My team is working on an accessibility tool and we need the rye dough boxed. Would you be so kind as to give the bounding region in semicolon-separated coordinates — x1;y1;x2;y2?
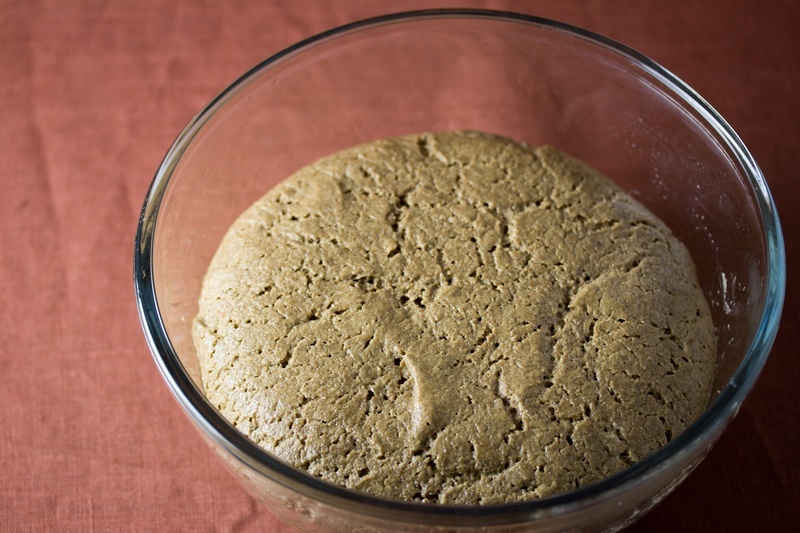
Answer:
192;131;716;504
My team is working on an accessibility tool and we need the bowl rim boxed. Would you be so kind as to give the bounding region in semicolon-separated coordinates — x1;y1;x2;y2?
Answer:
134;7;786;524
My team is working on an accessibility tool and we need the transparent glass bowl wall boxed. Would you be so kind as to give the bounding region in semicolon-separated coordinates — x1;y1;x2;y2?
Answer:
135;10;785;532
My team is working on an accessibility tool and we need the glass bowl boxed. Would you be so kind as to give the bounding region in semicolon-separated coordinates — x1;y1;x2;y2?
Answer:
134;9;785;532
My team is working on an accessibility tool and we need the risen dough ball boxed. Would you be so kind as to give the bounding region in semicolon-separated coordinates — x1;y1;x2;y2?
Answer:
193;131;716;504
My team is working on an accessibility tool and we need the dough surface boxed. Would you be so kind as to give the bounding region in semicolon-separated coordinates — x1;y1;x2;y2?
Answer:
193;131;716;504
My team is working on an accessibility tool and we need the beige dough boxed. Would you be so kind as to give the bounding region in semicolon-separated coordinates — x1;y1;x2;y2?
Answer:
193;131;716;504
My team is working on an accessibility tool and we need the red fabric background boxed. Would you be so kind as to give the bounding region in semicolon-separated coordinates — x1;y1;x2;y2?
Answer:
1;1;798;531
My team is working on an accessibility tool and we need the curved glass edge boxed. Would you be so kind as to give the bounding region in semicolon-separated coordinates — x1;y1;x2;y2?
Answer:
132;8;787;524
